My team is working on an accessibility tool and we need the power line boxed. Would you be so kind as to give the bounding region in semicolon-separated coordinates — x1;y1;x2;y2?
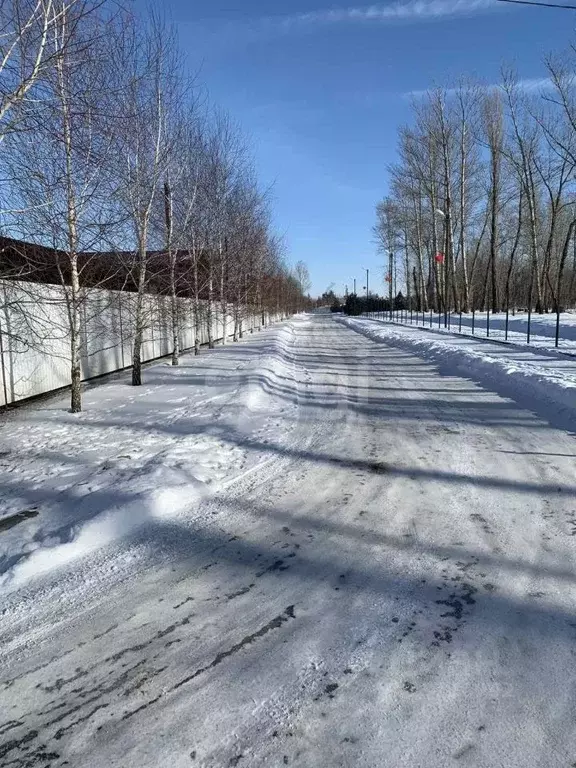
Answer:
497;0;576;9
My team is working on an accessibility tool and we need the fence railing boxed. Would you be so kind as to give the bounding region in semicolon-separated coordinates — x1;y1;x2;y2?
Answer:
360;307;576;352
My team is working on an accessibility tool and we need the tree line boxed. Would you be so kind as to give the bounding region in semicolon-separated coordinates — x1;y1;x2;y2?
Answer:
374;49;576;319
0;0;310;412
324;290;407;316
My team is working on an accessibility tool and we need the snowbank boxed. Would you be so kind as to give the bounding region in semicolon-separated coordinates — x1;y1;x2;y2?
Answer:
0;320;299;591
443;310;576;345
390;310;576;349
337;316;576;430
363;310;576;354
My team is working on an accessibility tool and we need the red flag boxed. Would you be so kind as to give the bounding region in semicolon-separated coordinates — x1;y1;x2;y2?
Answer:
435;252;445;264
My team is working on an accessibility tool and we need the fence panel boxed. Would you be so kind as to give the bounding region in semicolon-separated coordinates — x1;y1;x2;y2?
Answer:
0;280;278;406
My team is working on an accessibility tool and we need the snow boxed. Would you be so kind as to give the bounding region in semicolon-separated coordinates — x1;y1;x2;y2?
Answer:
0;322;300;591
2;313;576;767
339;314;576;432
377;309;576;350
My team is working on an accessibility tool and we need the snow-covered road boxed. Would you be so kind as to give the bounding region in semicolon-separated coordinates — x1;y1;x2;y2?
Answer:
2;314;576;767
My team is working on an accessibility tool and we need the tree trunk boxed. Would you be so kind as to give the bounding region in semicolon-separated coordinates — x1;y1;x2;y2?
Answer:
556;220;576;309
526;180;543;313
459;122;470;312
207;265;214;349
430;181;442;311
542;197;561;314
440;116;458;314
568;219;576;304
70;256;82;413
57;40;83;412
489;149;499;314
165;181;179;366
219;238;228;345
403;224;411;310
233;304;239;342
447;216;458;313
257;282;264;328
505;190;523;313
481;257;490;312
171;290;180;365
414;187;428;311
193;248;201;355
132;237;147;385
412;266;420;312
469;206;489;306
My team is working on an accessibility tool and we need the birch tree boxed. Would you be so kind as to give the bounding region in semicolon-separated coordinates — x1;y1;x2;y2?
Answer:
0;0;88;372
454;80;482;311
0;0;82;141
5;1;121;412
204;113;246;345
118;13;179;386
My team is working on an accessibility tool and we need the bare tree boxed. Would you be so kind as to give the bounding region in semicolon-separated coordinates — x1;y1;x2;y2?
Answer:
453;80;483;311
294;260;311;308
482;89;505;313
0;0;83;141
5;0;123;412
114;13;182;386
162;115;206;360
501;72;546;312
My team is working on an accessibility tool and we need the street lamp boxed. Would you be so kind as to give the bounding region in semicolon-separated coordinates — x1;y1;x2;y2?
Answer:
361;267;370;317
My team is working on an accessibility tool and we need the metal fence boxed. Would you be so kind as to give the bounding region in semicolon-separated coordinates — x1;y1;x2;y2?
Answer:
0;280;274;406
361;306;576;351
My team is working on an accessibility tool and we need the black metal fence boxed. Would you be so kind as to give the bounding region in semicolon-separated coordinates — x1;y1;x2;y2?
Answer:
361;306;575;350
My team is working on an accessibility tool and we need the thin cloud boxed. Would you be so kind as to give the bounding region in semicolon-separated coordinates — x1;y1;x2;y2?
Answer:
197;0;505;53
514;77;554;93
279;0;499;28
404;78;553;99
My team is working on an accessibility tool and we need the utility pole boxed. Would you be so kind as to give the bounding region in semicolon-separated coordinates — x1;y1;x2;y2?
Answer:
365;268;369;299
353;277;357;295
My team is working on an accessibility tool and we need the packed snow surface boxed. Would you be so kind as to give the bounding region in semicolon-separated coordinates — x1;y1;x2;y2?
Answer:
2;314;576;767
338;315;576;431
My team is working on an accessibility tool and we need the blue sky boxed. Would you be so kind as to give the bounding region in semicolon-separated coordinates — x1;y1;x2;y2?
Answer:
154;0;575;296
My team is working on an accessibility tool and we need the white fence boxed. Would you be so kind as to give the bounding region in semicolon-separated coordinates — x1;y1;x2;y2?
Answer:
0;280;274;406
